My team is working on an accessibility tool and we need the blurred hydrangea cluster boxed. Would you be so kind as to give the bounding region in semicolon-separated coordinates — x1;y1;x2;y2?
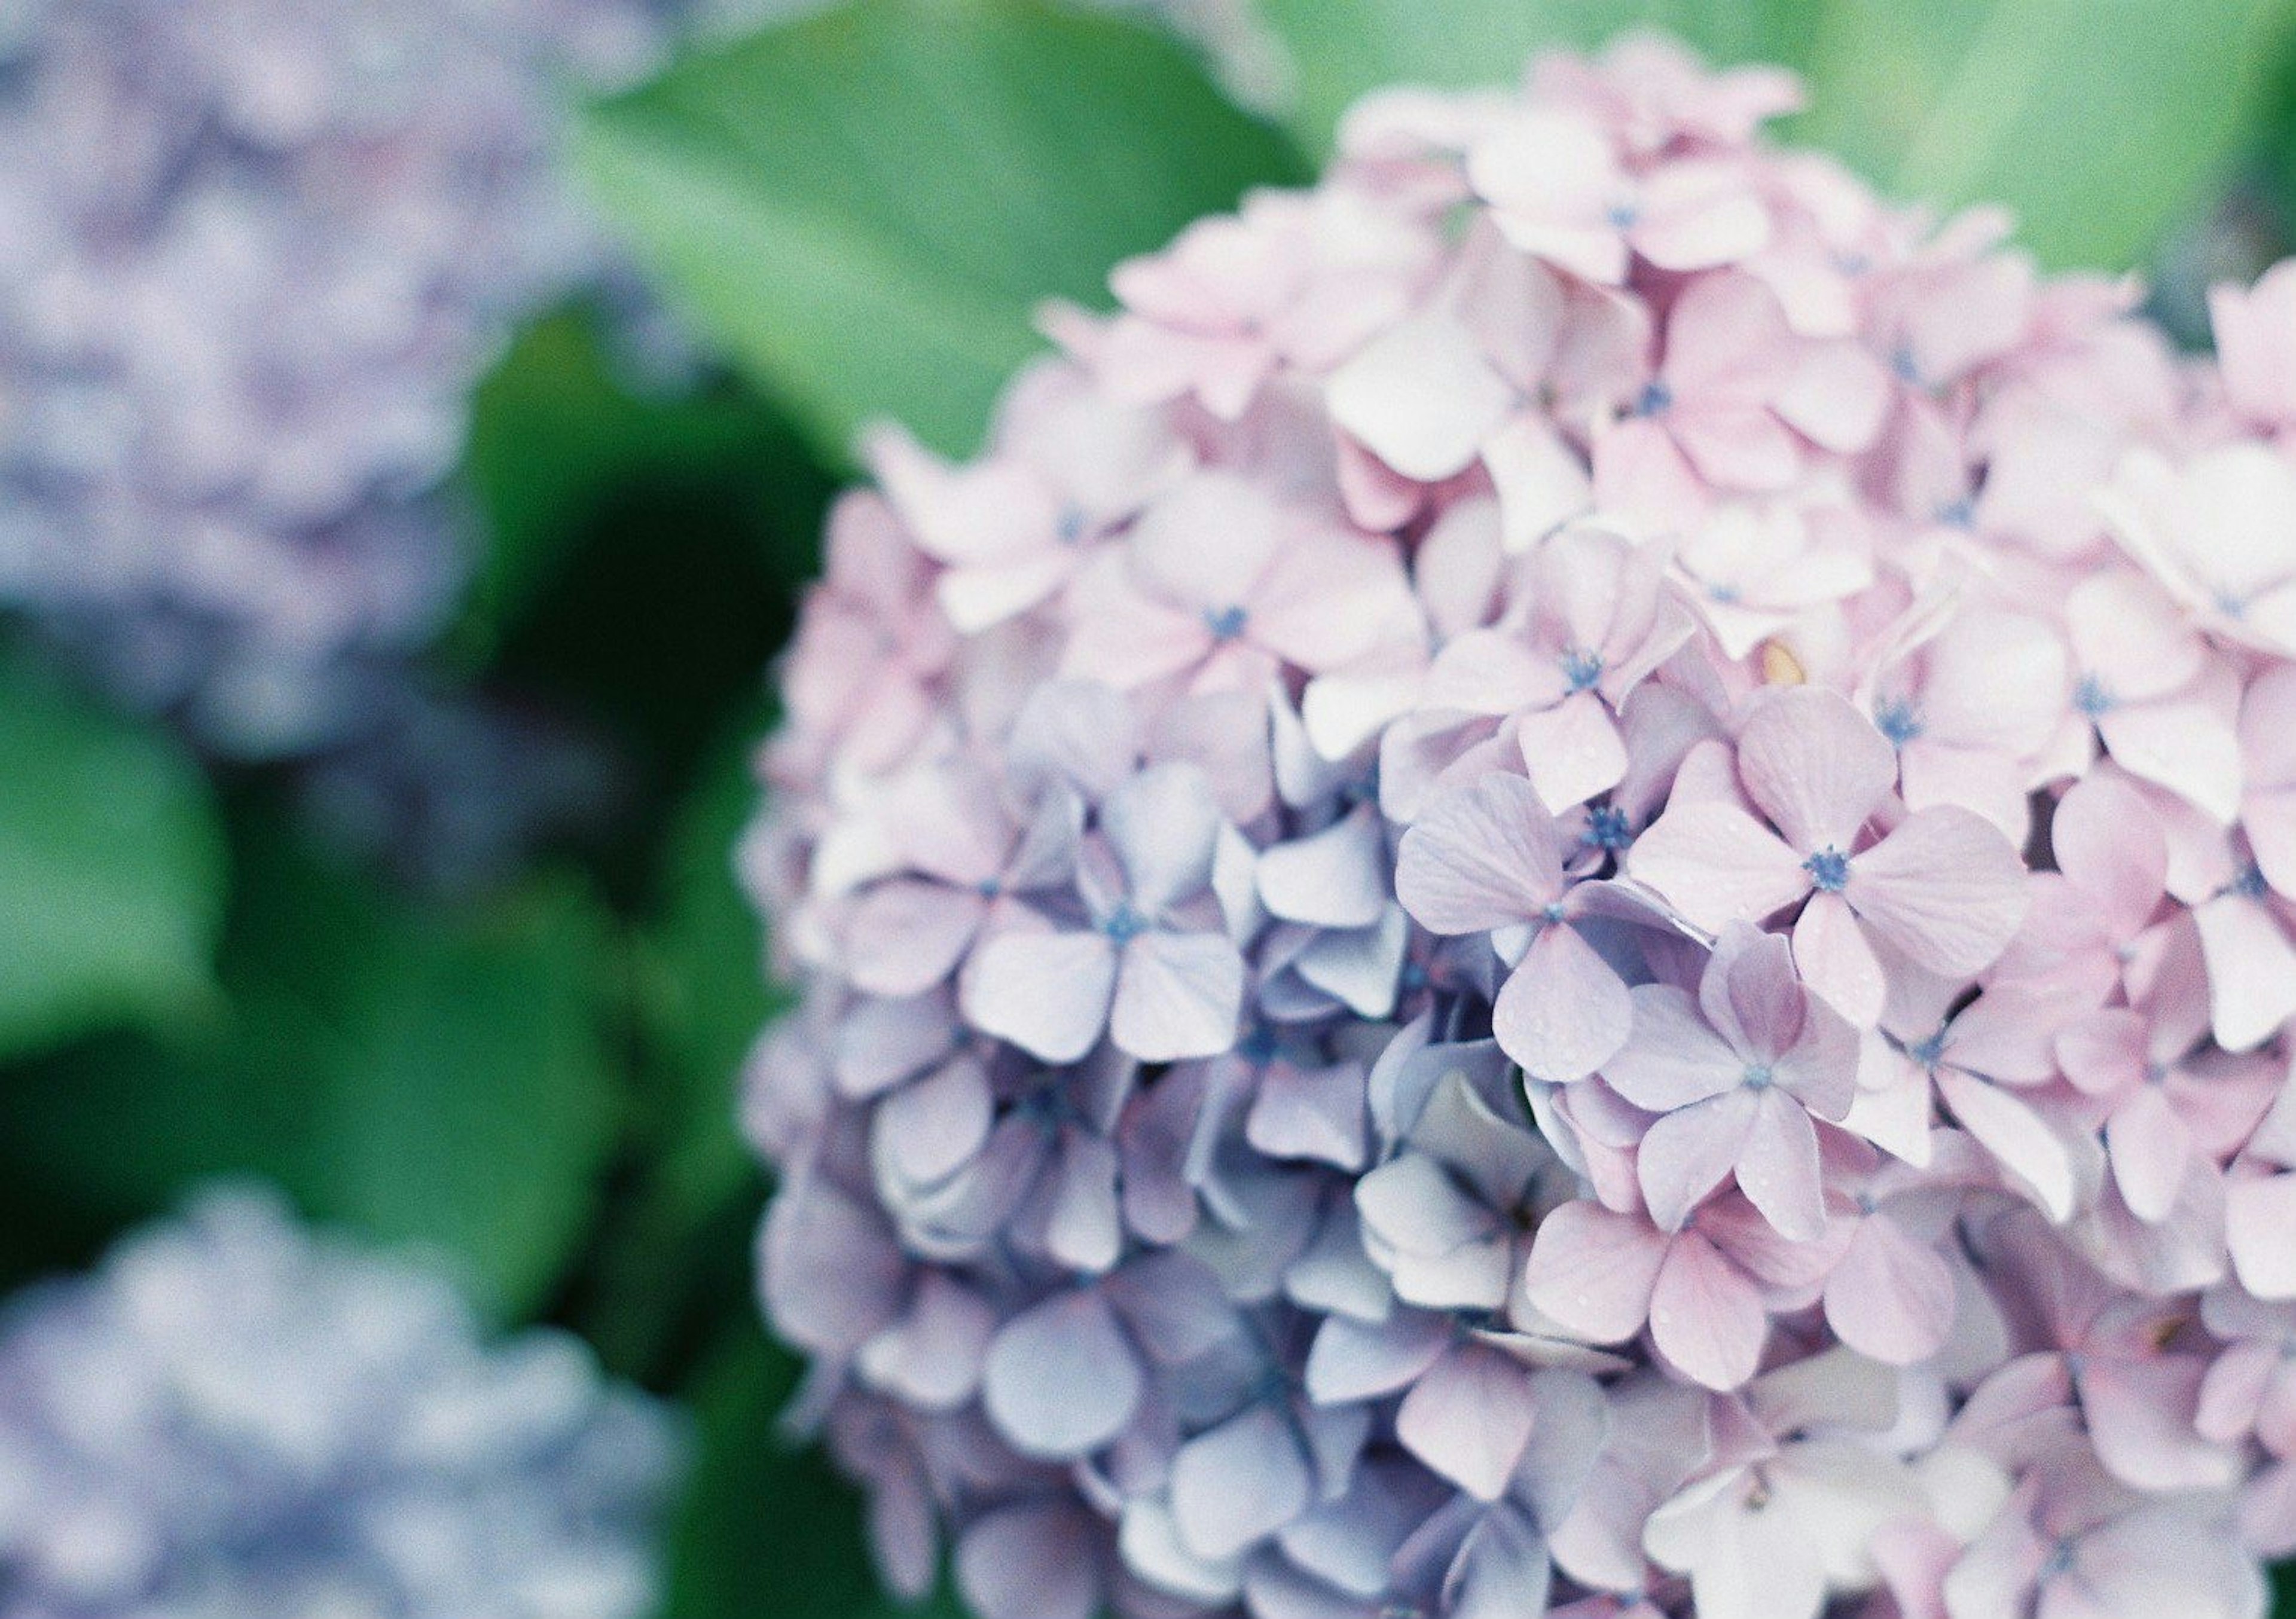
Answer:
0;1187;680;1618
0;0;671;759
742;33;2296;1619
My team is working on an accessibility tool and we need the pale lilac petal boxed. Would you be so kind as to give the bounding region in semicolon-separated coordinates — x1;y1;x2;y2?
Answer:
2227;1172;2296;1299
1600;984;1743;1112
1648;1232;1767;1391
1936;1069;2075;1221
1626;801;1809;933
2193;894;2296;1052
1395;771;1569;933
1394;1344;1542;1501
1736;688;1897;853
1492;922;1634;1084
1515;691;1631;812
1112;930;1245;1062
1305;1310;1452;1405
1247;1062;1369;1171
1172;1404;1315;1561
1735;1088;1825;1242
1845;806;2030;977
2080;1357;2240;1492
1104;763;1222;915
1259;805;1390;930
982;1290;1144;1458
1638;1089;1760;1232
1791;891;1887;1030
846;881;988;996
1822;1217;1955;1364
1326;310;1514;482
958;1504;1101;1619
963;927;1117;1062
2106;1084;2192;1225
1522;1201;1667;1343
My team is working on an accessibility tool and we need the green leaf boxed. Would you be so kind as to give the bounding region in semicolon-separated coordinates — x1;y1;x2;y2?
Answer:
576;0;1306;462
0;652;225;1059
664;1320;966;1619
1260;0;1824;154
457;311;831;661
1802;0;2296;268
0;833;624;1318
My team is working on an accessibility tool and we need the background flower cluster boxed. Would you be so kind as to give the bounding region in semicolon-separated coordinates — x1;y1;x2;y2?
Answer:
14;3;2296;1619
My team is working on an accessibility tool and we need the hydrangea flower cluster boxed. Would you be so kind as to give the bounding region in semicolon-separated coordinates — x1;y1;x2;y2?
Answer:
742;35;2296;1619
0;0;671;759
0;1187;682;1618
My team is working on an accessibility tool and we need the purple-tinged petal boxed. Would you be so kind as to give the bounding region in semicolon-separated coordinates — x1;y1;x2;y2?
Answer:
1735;688;1897;854
1395;772;1568;934
1638;1088;1760;1232
963;926;1117;1063
1626;801;1809;933
1396;1343;1543;1501
1845;805;2029;977
1822;1217;1954;1366
1600;984;1742;1113
1648;1233;1767;1391
1493;922;1634;1083
1112;930;1245;1062
1171;1404;1314;1561
1522;1202;1667;1344
982;1290;1144;1459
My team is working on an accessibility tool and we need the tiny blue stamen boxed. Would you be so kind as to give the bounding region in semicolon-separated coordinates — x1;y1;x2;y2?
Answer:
1561;648;1604;692
2040;1536;2080;1581
1203;604;1249;642
1891;346;1922;385
1540;902;1568;927
1804;847;1852;893
2073;674;2117;719
1634;379;1674;418
1582;803;1633;851
1055;507;1088;545
1742;1063;1775;1090
1238;1024;1282;1065
1607;203;1641;230
1935;496;1976;529
1908;1029;1947;1070
975;877;1003;899
1873;696;1924;747
1102;902;1149;944
2231;863;2271;902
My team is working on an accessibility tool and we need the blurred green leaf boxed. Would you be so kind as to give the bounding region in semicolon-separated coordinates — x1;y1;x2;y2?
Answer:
1260;0;1824;152
459;311;828;661
643;711;780;1218
665;1319;966;1619
0;652;225;1059
0;830;622;1317
1803;0;2296;268
576;0;1307;462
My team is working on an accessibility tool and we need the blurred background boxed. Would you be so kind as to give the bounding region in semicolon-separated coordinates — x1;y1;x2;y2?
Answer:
5;0;2296;1614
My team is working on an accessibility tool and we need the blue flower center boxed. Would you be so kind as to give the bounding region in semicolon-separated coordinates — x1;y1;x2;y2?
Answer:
1203;604;1249;642
1561;648;1605;692
1102;902;1149;944
2232;863;2271;902
1908;1029;1947;1071
1804;847;1852;892
2072;674;2117;718
1935;496;1976;529
1742;1063;1775;1090
1634;379;1674;418
1873;697;1923;747
1607;202;1641;230
1582;803;1633;851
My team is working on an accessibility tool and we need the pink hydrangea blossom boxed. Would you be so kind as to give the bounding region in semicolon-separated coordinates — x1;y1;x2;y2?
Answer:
741;32;2296;1619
